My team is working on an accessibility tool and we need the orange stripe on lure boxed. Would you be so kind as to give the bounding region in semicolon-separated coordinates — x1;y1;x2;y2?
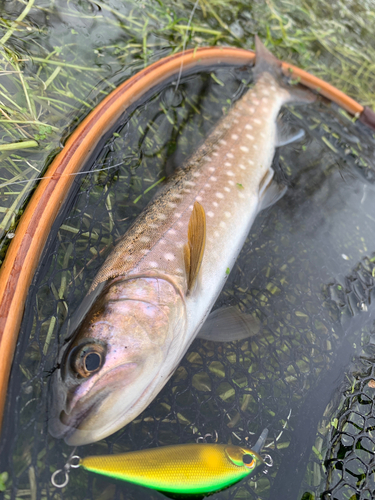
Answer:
52;430;270;495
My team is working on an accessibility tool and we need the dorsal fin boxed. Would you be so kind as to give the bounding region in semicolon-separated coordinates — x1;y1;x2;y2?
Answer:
184;201;206;292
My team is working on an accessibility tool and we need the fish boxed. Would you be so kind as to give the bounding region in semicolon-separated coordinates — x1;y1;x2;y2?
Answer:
79;429;268;495
48;37;315;445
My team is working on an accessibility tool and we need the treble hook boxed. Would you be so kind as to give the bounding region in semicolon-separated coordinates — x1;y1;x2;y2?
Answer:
195;430;219;443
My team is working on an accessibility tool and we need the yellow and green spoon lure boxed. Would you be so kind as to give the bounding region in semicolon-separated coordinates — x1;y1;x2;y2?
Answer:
52;430;269;495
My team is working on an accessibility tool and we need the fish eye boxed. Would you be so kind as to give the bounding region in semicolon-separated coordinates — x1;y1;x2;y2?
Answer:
243;454;255;469
69;342;106;378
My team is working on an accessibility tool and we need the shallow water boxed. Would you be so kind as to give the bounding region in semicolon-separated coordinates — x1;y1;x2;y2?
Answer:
1;2;375;500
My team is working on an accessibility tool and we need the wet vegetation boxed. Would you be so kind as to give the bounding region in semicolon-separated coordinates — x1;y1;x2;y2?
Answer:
1;1;375;500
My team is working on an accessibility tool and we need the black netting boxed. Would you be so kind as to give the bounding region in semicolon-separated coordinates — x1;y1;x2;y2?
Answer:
1;64;375;500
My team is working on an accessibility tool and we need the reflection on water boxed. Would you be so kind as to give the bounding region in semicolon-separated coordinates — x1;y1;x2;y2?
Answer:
1;2;375;500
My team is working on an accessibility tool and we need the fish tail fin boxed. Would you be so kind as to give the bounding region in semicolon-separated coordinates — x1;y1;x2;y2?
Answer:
254;35;315;105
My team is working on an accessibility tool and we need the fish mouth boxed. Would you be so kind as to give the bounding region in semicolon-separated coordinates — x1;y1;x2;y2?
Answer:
51;398;103;442
48;361;138;443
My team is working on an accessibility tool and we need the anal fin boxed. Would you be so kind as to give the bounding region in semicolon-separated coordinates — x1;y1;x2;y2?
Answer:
276;119;305;147
184;201;206;292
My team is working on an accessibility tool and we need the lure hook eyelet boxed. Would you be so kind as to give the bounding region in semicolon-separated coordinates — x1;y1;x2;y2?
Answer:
51;454;81;488
262;453;273;468
69;455;81;468
51;469;70;488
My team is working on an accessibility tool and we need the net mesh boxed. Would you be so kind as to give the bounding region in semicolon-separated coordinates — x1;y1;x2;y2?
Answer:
1;64;375;500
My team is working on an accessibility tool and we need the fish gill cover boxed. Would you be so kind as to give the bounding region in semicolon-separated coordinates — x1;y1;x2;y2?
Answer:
1;1;375;500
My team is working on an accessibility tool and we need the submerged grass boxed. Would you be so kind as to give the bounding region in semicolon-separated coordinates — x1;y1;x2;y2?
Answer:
0;0;375;263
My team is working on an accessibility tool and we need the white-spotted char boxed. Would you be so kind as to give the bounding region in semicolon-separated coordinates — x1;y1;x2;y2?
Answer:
49;37;315;445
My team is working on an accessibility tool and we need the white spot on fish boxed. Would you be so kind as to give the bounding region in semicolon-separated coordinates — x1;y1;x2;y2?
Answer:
164;253;175;261
209;167;215;172
231;134;239;141
253;118;262;125
196;196;203;202
214;230;220;238
223;122;231;129
240;146;249;153
213;202;218;207
239;164;246;170
216;192;224;199
220;221;226;228
160;240;166;245
245;124;253;130
205;156;212;162
252;98;260;105
248;159;254;165
226;152;234;159
253;144;258;150
260;132;266;138
205;184;211;188
150;261;158;268
168;202;177;208
270;85;276;91
248;107;255;114
228;180;235;186
246;134;254;141
224;187;230;192
157;213;167;220
149;223;159;229
174;194;183;199
176;268;183;274
189;205;194;210
224;211;231;218
140;236;150;243
262;88;270;96
211;176;217;181
185;181;195;186
193;172;201;177
183;188;191;193
207;211;214;217
174;213;182;218
142;249;150;255
262;97;268;103
226;171;235;176
233;119;239;124
225;162;232;167
219;139;227;145
169;229;176;235
233;111;241;117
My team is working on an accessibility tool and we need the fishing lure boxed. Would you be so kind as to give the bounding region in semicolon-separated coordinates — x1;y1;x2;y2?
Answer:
51;430;272;495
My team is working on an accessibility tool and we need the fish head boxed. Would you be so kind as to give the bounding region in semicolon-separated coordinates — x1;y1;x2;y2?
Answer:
49;276;186;445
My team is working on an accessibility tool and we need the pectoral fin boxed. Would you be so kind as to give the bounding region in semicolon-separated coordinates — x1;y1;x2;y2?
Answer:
184;201;206;292
197;306;260;342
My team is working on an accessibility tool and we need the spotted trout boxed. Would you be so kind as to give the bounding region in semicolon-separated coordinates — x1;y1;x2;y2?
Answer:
49;37;315;445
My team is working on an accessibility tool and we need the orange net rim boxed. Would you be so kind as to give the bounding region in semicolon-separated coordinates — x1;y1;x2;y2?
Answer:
0;45;373;434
